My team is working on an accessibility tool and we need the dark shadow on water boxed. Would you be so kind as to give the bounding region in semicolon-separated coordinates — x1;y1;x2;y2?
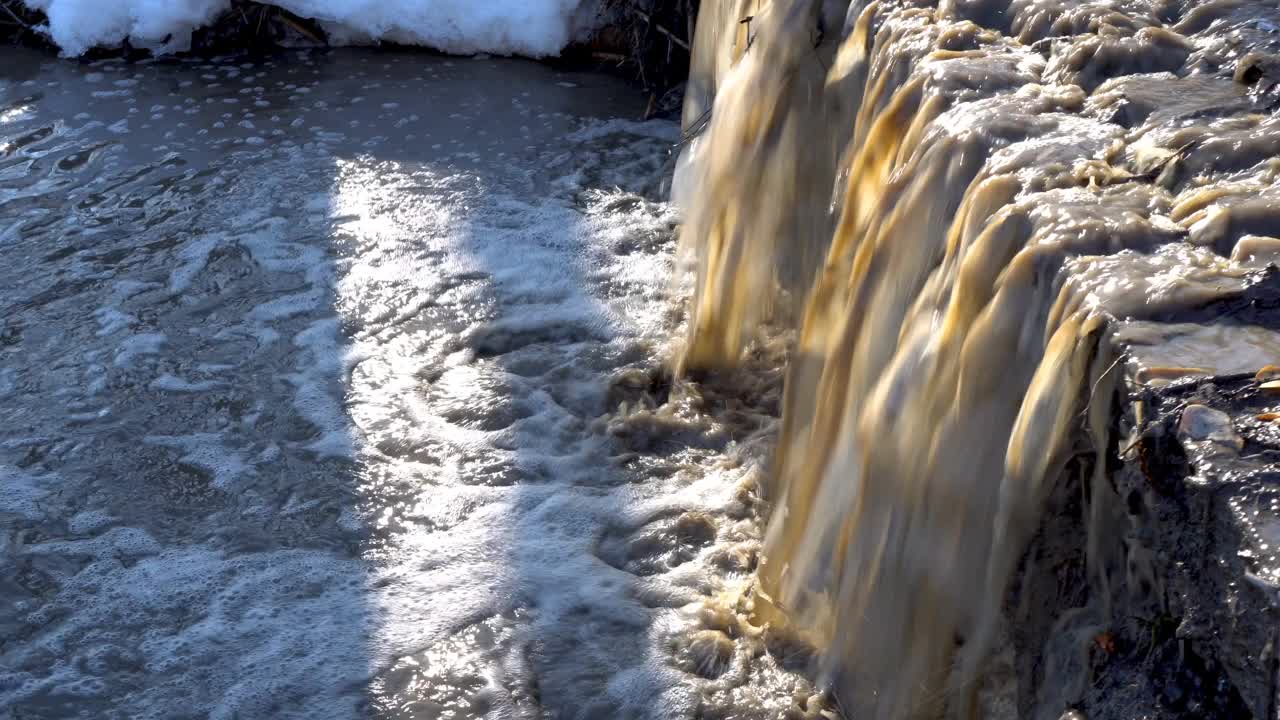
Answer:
0;45;387;719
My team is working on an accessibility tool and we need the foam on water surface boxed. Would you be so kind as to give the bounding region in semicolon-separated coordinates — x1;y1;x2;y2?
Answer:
0;48;816;719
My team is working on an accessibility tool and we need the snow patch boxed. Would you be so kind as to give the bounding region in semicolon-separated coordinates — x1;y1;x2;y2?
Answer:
25;0;226;56
23;0;606;58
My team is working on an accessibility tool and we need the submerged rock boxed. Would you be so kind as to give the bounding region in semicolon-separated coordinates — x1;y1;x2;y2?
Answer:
1177;404;1244;456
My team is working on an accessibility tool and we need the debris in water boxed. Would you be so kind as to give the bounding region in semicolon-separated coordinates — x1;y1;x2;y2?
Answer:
1256;364;1280;382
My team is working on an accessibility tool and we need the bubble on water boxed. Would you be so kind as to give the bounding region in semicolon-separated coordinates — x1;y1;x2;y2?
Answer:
113;333;166;368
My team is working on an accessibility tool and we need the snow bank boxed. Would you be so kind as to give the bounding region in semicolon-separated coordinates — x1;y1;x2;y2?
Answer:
24;0;226;56
273;0;602;57
22;0;604;57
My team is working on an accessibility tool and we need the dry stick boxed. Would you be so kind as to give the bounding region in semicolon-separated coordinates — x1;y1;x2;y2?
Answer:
623;2;690;51
1079;352;1125;420
685;0;695;57
1;1;32;30
278;13;325;45
651;19;690;51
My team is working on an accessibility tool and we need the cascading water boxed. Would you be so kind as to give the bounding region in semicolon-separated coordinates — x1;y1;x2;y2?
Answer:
675;0;1280;717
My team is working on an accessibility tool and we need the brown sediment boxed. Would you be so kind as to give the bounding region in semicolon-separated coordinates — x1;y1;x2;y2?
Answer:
675;0;1280;717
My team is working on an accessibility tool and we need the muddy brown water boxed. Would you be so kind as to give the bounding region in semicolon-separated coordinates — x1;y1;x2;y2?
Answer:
677;0;1280;718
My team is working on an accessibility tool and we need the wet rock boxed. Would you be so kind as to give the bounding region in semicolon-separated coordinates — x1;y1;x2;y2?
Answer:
1256;364;1280;383
1011;366;1278;720
1177;403;1243;455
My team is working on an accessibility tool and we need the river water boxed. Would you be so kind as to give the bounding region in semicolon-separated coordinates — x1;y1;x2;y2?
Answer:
13;3;1280;717
0;48;816;719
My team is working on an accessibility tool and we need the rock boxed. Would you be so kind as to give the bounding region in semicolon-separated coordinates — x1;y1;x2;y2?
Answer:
1177;404;1244;455
1254;365;1280;383
1007;274;1280;719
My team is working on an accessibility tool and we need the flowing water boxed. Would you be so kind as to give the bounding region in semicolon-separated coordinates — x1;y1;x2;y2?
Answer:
7;1;1280;719
0;48;825;719
677;0;1280;718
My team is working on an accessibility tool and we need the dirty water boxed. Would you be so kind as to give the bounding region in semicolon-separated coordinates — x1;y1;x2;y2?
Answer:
676;0;1280;718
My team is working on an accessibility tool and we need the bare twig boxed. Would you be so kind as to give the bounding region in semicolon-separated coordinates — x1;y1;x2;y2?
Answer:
277;12;325;45
591;51;629;64
686;0;695;56
652;20;689;51
1;1;32;31
623;2;690;51
1079;353;1125;420
643;92;657;120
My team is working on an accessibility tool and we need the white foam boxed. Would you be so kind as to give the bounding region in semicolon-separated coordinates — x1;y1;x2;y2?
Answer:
113;332;166;367
168;233;224;293
0;466;57;521
108;279;161;302
2;84;789;716
288;318;358;459
93;307;137;336
68;509;116;534
149;374;223;392
144;433;251;489
0;367;16;399
23;525;163;559
4;543;372;718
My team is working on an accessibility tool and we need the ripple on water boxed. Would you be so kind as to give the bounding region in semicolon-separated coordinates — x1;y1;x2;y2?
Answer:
0;47;814;720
